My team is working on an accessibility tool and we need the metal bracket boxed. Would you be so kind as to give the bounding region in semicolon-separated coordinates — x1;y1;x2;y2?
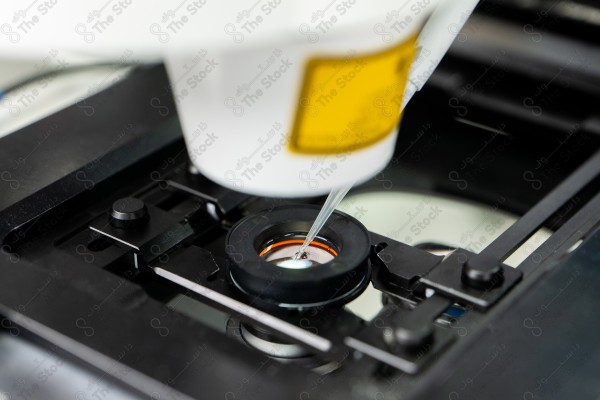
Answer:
420;249;522;310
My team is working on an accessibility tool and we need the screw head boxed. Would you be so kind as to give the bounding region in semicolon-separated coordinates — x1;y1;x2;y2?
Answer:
110;197;148;229
462;254;503;288
394;323;434;349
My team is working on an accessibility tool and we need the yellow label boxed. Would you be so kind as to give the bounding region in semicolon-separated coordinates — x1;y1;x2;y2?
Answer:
289;35;418;154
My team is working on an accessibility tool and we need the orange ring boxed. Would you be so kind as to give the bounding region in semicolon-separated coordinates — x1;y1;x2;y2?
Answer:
259;239;338;258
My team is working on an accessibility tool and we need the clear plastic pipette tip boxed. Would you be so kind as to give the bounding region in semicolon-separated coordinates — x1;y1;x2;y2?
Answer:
293;183;353;261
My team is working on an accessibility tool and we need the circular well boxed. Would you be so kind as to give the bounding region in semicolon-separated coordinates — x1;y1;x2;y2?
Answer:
225;205;371;308
260;237;338;269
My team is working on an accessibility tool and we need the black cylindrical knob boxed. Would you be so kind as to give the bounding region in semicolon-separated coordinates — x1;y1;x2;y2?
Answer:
462;254;503;288
394;322;434;349
110;197;148;229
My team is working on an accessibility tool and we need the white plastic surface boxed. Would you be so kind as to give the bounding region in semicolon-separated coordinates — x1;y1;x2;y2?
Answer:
0;1;479;197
